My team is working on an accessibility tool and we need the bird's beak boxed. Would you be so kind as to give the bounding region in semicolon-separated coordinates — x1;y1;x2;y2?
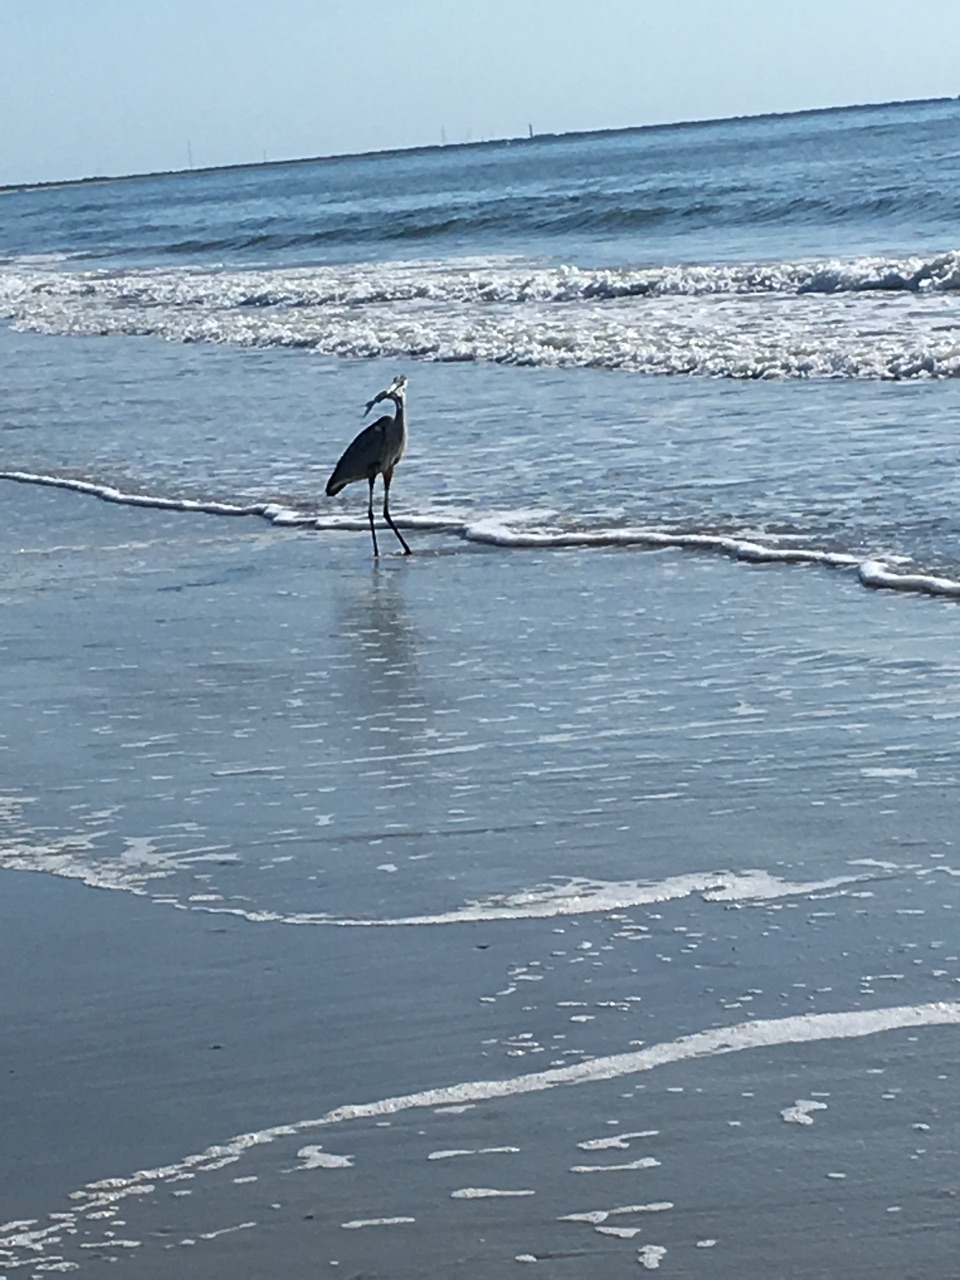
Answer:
362;375;405;415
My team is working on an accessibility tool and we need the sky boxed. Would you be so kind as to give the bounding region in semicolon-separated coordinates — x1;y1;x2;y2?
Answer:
2;0;959;186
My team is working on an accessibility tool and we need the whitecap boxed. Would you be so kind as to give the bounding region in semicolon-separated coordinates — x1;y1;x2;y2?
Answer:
5;250;960;381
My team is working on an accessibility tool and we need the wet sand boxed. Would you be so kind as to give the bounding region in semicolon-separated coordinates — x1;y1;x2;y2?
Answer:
3;482;960;1277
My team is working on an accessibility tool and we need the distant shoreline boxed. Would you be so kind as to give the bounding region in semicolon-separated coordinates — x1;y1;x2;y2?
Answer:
1;94;955;196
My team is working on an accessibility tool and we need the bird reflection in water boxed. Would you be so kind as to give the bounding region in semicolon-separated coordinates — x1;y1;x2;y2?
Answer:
333;570;426;741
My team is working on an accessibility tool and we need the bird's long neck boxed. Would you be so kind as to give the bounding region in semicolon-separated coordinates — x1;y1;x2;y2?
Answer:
393;395;407;443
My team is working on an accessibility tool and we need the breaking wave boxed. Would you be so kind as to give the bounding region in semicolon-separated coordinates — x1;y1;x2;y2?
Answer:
5;248;960;307
3;249;960;380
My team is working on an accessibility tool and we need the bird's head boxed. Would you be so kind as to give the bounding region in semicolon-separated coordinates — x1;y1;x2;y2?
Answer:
364;374;407;416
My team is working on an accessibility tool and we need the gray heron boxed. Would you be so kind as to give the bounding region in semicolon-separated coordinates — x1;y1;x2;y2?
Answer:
325;374;411;557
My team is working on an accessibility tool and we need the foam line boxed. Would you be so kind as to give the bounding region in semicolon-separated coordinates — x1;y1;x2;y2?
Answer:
163;1002;960;1140
45;1002;960;1221
0;791;890;925
859;558;960;599
0;469;270;518
462;518;862;568
302;869;872;928
462;523;960;599
0;468;463;534
4;469;959;603
6;1002;958;1271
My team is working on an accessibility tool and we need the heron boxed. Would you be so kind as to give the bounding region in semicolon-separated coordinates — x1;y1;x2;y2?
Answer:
325;374;411;557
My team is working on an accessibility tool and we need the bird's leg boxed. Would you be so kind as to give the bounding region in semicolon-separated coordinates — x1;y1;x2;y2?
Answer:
367;476;380;557
382;469;411;555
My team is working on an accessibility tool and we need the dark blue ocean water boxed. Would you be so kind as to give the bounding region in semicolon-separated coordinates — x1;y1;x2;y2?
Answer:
4;96;960;267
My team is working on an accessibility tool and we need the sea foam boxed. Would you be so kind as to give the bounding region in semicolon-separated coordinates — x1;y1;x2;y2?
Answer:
6;1001;959;1272
4;467;960;602
4;250;960;380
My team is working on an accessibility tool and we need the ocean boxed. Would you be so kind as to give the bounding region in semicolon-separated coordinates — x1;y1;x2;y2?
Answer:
2;98;960;1278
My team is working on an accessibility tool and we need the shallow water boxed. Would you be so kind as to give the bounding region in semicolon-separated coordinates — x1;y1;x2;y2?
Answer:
4;467;959;927
4;327;960;593
3;100;960;1278
4;461;960;1275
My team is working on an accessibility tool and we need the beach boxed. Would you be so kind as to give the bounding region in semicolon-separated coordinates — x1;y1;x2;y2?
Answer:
4;98;960;1276
3;468;960;1276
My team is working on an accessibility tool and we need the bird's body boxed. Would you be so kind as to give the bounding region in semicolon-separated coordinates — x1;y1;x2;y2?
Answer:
325;375;411;556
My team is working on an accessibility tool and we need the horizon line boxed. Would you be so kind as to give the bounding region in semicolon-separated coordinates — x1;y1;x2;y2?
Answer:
1;93;955;195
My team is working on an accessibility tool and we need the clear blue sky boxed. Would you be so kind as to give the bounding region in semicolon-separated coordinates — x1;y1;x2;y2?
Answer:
2;0;959;185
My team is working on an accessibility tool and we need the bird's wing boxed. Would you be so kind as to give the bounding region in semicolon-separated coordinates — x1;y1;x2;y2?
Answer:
325;417;390;496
